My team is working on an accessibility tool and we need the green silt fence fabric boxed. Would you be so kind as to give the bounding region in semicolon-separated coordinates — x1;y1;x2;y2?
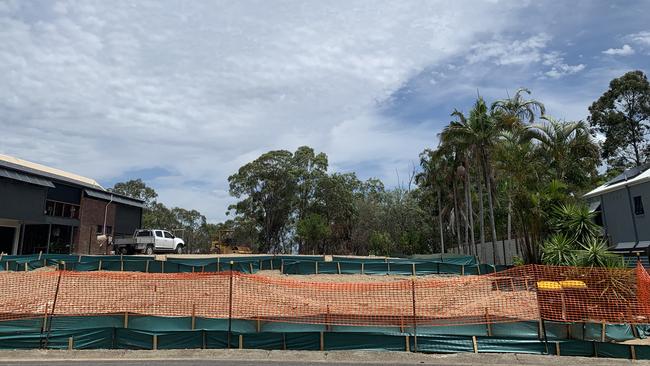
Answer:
414;334;475;353
475;336;547;354
157;331;204;349
114;329;155;350
0;326;648;358
324;332;407;351
1;254;507;275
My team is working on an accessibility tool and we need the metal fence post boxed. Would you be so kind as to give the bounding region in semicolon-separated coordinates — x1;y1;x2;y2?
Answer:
228;261;234;349
411;278;417;352
42;269;63;349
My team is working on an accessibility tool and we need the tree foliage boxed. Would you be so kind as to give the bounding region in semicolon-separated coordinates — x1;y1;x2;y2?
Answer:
110;71;645;266
110;180;215;252
589;70;650;169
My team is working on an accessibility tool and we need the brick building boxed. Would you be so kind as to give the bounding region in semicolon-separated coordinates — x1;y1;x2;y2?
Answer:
0;154;144;255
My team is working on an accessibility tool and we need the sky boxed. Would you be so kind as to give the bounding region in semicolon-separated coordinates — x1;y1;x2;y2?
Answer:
1;0;649;223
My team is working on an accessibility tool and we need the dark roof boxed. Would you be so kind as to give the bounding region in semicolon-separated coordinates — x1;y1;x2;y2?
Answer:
0;157;145;209
84;189;145;208
605;165;649;186
0;167;55;188
0;158;103;191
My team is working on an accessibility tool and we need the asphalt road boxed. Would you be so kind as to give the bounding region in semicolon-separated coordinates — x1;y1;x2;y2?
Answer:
0;362;419;366
0;350;645;366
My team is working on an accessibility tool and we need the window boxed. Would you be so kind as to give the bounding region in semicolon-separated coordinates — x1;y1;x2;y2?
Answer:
164;232;173;239
96;225;112;235
635;196;645;215
137;230;152;237
45;200;80;219
155;230;163;237
634;196;645;215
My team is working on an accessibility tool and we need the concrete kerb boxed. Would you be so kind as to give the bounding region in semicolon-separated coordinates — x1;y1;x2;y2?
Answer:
0;350;647;365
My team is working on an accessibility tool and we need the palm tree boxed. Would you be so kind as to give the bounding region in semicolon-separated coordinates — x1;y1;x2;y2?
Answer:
491;88;545;245
494;130;543;262
417;148;458;254
442;98;502;263
525;116;599;187
491;88;546;128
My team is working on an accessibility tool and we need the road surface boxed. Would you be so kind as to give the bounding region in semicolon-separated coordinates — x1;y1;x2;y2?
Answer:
0;350;645;366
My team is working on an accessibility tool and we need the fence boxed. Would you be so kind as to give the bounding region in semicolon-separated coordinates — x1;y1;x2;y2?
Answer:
1;262;650;357
449;238;519;265
0;253;497;276
2;263;649;326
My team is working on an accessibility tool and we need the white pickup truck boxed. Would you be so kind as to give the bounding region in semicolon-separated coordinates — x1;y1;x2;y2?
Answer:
113;229;185;255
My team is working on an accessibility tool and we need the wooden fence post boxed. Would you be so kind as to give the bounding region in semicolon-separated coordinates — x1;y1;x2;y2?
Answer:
68;337;74;350
238;334;243;349
472;336;478;353
320;331;324;351
555;341;560;356
191;304;196;330
41;303;49;333
152;334;158;350
123;312;129;328
405;335;410;352
485;308;492;336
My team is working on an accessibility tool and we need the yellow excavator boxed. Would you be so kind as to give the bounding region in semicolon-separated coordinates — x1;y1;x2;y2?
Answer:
210;229;252;254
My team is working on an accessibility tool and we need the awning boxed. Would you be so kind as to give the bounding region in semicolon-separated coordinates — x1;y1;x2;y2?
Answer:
0;167;55;188
636;241;650;250
84;189;146;208
612;242;637;251
588;201;601;213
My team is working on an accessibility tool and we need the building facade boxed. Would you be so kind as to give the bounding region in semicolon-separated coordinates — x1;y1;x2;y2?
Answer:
584;166;650;254
0;154;144;255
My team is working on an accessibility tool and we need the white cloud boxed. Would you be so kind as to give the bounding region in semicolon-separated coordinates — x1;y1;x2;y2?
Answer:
466;35;585;79
627;31;650;46
466;34;551;66
0;0;523;222
544;63;586;79
602;44;635;56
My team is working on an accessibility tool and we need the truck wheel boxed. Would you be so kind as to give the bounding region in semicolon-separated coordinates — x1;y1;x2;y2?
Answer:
175;245;183;254
145;246;154;255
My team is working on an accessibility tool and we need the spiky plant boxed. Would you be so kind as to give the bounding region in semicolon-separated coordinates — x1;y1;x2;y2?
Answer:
550;203;599;244
574;237;620;268
541;233;577;266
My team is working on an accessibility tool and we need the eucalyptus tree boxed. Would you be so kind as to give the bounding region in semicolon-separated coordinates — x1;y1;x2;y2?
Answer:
228;150;297;253
588;70;650;168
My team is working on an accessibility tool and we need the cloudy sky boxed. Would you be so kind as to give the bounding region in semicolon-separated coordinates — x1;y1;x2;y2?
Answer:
1;0;649;222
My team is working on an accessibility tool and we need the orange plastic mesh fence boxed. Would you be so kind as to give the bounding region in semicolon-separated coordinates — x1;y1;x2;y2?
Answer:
1;264;649;326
